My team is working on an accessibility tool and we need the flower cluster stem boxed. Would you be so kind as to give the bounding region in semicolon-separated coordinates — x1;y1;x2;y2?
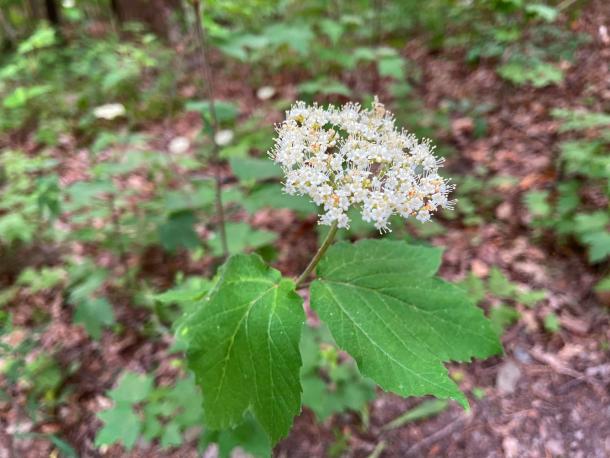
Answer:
295;221;338;288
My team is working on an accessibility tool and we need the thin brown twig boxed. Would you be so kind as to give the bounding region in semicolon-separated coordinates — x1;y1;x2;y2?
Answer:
404;412;472;457
529;346;607;398
557;0;580;12
108;195;131;287
190;0;229;259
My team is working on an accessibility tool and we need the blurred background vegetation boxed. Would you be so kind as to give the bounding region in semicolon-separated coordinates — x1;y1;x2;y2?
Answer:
1;0;609;456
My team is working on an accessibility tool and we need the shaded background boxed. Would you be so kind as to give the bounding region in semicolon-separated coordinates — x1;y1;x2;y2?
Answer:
0;0;609;456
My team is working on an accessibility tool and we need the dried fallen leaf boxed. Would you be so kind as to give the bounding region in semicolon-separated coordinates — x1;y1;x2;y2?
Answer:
471;259;490;277
558;313;590;336
496;201;513;220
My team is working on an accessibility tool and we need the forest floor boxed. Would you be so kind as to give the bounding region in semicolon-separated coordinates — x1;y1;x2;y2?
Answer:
279;4;610;457
3;1;610;457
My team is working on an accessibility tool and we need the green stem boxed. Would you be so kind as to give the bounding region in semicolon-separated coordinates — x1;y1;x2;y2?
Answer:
295;221;338;288
191;0;229;259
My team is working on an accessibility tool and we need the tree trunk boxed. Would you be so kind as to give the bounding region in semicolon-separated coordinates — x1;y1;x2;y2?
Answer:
0;9;17;48
110;0;123;22
45;0;60;26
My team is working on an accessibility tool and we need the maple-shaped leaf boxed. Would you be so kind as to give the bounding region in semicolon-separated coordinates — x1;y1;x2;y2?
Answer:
310;239;502;407
183;254;304;443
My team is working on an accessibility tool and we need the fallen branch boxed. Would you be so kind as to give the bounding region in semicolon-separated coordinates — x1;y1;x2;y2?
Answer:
404;412;472;457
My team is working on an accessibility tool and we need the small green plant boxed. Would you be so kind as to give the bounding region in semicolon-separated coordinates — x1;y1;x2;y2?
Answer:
525;108;610;263
0;314;70;437
174;99;501;447
0;150;60;246
95;371;203;450
543;312;561;333
0;24;180;138
66;260;115;340
16;267;65;293
498;56;563;87
300;325;375;422
460;266;547;337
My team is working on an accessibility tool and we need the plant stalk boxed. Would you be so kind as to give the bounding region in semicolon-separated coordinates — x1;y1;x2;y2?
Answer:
109;195;131;289
191;0;229;259
295;221;338;288
0;9;17;47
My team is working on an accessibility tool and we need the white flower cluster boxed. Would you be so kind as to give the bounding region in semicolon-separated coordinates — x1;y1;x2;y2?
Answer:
269;98;455;232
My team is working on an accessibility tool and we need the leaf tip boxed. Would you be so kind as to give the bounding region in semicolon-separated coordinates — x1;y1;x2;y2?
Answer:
453;391;470;411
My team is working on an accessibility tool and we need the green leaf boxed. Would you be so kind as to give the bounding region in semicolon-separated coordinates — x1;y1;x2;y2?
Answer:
186;100;238;125
489;304;520;337
543;313;561;333
471;387;486;400
458;273;486;304
202;415;271;458
243;183;317;215
3;85;51;109
167;376;203;426
525;4;558;22
68;265;108;303
594;276;610;293
18;26;56;54
498;58;563;87
142;412;162;441
16;267;65;293
298;78;352;97
556;181;580;216
163;190;201;213
488;267;516;299
95;405;141;450
109;372;154;404
73;298;115;340
264;23;314;55
310;240;501;408
559;140;608;178
47;435;78;458
158;210;200;252
378;57;405;80
516;290;546;308
552;109;610;131
64;181;116;211
154;278;212;305
229;157;282;182
581;231;610;263
209;222;277;256
382;399;449;430
160;423;182;448
0;214;34;244
319;18;344;45
300;326;375;421
573;212;609;235
524;190;551;218
183;254;305;443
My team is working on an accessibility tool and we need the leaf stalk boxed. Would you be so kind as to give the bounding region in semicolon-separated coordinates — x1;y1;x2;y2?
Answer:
295;221;338;288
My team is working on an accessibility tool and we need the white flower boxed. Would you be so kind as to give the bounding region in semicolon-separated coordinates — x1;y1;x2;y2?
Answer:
215;129;234;146
168;136;190;154
269;97;455;231
93;103;125;120
257;86;276;100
